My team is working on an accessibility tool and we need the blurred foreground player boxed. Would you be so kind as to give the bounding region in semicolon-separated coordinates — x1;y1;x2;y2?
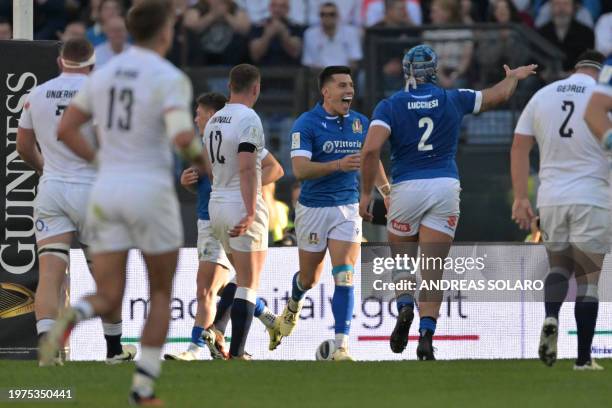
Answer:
17;38;135;366
164;93;283;361
41;0;205;404
584;54;612;151
360;45;537;360
512;51;609;370
205;64;270;360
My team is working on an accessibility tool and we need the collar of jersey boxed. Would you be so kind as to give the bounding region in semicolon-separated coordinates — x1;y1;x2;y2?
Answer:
405;82;436;93
315;102;350;120
569;72;596;84
59;72;87;78
128;45;159;58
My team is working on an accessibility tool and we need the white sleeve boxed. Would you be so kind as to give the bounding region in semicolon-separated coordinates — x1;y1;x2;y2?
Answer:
514;96;536;136
258;148;269;160
239;114;264;150
407;1;422;25
162;72;193;112
18;93;34;129
301;28;316;66
71;79;94;114
347;26;363;61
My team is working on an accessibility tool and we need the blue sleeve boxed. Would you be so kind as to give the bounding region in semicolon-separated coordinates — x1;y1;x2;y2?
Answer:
371;99;392;130
290;114;314;158
449;88;481;115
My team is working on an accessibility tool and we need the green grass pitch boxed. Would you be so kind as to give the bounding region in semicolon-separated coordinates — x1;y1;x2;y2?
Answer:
0;360;610;407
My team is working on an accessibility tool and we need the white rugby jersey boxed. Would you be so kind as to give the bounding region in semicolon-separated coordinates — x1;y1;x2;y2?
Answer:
18;73;96;184
71;46;192;186
515;73;610;209
204;103;265;201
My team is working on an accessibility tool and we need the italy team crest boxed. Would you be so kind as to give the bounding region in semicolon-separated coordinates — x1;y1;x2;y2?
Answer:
352;118;363;134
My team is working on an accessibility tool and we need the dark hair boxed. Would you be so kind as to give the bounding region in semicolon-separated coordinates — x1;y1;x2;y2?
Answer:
385;0;404;9
99;0;124;15
318;66;352;89
229;64;261;94
126;0;173;43
575;49;605;66
320;2;337;10
61;37;94;62
487;0;521;23
196;92;227;111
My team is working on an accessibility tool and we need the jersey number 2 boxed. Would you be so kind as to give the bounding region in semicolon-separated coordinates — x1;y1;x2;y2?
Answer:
559;100;574;138
209;130;225;164
418;117;434;151
107;87;133;131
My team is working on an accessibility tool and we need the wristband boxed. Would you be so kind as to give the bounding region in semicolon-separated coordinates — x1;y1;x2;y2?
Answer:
376;183;391;197
603;128;612;151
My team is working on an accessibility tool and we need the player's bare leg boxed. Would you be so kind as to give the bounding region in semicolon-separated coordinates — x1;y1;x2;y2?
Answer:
35;233;73;366
416;225;453;361
327;239;359;361
387;232;419;354
279;249;326;336
39;251;128;366
572;246;604;370
228;249;266;359
192;262;230;360
539;248;573;367
129;250;177;405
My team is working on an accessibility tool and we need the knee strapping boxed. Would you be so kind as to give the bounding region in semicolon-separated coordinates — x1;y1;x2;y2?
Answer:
332;265;354;287
38;243;70;264
577;283;599;301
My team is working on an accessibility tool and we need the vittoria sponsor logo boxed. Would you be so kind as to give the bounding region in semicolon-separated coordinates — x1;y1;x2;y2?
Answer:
1;72;38;275
391;219;411;233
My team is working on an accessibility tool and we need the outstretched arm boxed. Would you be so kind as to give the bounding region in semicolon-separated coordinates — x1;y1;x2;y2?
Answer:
480;64;538;112
360;125;391;221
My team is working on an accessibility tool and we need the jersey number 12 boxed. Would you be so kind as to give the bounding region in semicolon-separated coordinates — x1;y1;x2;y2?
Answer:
209;130;225;164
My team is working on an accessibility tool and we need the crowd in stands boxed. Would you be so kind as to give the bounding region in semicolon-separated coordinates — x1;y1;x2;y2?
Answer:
0;0;609;76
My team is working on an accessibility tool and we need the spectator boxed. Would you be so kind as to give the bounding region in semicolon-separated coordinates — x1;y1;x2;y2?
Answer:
475;0;530;87
86;0;122;46
306;0;362;26
32;0;69;40
57;21;86;42
373;0;417;92
302;2;362;71
362;0;423;26
423;0;473;88
535;0;596;28
538;0;594;72
460;0;475;23
594;12;611;56
237;0;307;25
94;16;129;68
0;17;11;40
249;0;304;65
184;0;251;66
167;0;191;66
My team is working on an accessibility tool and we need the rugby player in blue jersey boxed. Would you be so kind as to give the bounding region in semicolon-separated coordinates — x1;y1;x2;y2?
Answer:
164;92;284;361
360;45;537;360
278;66;390;361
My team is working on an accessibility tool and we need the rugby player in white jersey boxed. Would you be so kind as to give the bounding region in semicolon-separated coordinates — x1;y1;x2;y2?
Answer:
511;50;610;370
164;92;283;361
40;1;204;405
17;37;135;366
204;64;269;360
